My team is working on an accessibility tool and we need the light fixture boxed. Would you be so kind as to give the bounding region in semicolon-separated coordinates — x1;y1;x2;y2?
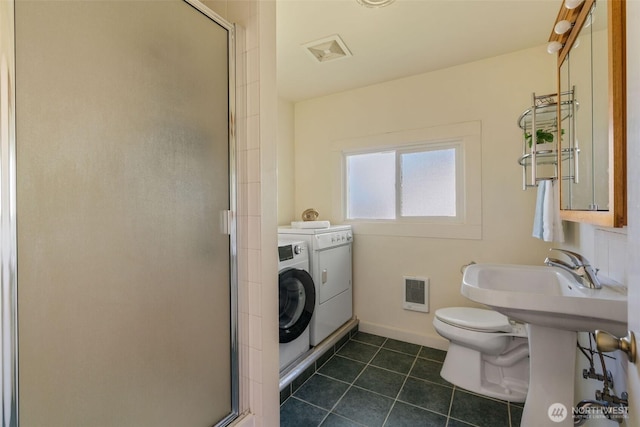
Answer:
547;41;563;54
565;0;585;10
357;0;396;8
554;20;572;35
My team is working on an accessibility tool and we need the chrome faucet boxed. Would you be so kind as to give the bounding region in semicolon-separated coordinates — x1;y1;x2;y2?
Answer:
544;248;602;289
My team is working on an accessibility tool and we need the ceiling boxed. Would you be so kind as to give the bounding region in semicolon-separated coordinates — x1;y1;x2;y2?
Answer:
276;0;562;102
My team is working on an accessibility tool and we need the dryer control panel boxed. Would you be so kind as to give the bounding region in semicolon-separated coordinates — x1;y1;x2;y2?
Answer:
314;230;353;250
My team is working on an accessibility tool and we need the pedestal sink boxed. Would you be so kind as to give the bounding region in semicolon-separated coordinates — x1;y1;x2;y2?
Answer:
461;264;627;427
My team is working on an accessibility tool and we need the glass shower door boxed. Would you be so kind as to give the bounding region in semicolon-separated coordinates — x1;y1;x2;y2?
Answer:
15;1;236;425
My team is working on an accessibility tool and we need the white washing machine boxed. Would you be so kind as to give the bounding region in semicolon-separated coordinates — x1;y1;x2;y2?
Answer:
278;240;315;371
278;225;352;346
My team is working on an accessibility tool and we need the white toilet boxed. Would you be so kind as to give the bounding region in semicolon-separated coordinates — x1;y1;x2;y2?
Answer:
433;307;530;402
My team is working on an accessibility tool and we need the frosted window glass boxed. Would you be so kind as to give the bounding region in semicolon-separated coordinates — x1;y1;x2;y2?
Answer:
347;152;395;219
346;146;459;220
401;149;456;217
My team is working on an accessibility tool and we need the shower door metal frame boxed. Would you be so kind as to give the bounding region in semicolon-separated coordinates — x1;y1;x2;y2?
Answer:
184;1;241;425
0;0;240;425
1;0;18;424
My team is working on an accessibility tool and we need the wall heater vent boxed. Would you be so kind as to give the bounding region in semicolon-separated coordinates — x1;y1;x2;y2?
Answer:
403;276;429;312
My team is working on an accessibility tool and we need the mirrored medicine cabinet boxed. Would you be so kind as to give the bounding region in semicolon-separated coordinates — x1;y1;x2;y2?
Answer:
553;0;626;227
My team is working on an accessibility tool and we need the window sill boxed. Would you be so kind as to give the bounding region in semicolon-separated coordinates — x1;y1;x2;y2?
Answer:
346;221;482;240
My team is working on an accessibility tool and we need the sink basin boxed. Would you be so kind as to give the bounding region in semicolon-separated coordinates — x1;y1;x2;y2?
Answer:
461;263;628;426
462;263;628;336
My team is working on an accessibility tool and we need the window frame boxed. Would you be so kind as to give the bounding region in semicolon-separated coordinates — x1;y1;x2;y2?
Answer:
331;121;482;240
397;142;462;221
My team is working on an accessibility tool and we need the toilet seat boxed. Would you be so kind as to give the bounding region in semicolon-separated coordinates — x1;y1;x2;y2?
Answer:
435;307;512;333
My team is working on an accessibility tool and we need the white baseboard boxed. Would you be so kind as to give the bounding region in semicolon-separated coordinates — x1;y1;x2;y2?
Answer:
358;320;449;351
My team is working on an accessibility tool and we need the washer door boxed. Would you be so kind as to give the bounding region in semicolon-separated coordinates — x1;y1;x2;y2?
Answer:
279;268;316;344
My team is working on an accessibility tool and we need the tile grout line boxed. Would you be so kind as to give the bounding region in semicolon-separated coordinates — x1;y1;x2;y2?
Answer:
347;338;455;425
281;332;351;408
317;336;389;427
284;333;456;426
380;345;426;427
336;382;450;420
446;386;510;427
352;337;446;363
284;334;518;427
444;386;456;427
335;349;448;386
508;402;513;427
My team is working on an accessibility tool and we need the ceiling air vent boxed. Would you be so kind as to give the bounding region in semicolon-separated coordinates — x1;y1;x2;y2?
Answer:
303;35;352;63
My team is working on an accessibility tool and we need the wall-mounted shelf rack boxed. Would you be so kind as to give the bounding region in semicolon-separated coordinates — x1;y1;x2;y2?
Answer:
517;89;578;189
518;147;580;167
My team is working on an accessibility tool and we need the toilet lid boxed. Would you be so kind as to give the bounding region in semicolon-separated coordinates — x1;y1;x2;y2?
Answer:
435;307;512;333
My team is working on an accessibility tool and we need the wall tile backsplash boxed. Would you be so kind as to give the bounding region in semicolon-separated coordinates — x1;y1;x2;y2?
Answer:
594;227;628;285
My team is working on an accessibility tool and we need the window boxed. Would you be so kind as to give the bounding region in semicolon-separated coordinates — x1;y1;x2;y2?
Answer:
331;121;481;239
346;144;460;221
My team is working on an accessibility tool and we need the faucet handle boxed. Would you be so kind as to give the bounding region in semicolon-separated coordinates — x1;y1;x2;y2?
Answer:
549;248;590;266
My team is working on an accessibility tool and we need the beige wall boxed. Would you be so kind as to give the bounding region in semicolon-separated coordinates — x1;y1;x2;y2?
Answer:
277;98;295;225
285;44;560;348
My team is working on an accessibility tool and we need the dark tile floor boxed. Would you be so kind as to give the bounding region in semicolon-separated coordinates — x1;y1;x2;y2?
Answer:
280;332;523;427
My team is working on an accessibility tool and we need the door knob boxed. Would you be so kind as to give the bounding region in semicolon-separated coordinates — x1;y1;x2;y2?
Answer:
595;330;636;363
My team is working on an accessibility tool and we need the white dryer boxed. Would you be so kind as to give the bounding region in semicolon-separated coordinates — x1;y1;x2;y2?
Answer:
278;241;315;371
278;226;353;346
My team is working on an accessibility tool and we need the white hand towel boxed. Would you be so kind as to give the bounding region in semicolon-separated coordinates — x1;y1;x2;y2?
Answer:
532;182;545;240
533;179;564;242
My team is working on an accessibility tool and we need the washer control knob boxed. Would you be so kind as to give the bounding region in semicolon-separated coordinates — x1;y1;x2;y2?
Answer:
293;245;302;254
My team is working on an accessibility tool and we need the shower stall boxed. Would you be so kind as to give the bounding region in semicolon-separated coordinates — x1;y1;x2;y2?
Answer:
1;1;238;425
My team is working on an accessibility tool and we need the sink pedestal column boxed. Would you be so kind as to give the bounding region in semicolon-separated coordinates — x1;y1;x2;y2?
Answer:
522;324;577;426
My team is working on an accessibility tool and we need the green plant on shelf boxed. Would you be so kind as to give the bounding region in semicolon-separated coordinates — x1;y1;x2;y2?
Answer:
525;128;564;148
